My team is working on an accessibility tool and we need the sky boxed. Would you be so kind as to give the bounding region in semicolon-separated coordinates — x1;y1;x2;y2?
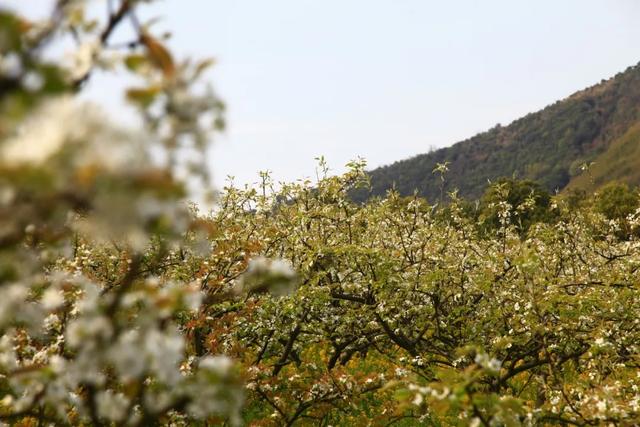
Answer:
6;1;640;188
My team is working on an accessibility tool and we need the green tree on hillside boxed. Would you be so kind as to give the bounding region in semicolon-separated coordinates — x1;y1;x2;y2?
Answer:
595;182;639;221
479;178;553;234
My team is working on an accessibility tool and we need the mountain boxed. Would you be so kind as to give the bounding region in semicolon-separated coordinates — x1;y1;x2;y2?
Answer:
354;62;640;202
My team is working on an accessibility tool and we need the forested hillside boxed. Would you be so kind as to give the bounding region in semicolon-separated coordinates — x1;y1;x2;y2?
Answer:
355;62;640;202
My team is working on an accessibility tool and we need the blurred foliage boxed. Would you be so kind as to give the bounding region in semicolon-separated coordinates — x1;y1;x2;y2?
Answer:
0;1;244;425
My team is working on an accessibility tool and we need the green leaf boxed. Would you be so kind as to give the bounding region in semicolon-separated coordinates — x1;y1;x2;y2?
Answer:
124;54;149;73
125;86;160;107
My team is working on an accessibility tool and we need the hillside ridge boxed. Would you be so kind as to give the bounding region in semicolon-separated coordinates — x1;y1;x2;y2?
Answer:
355;62;640;201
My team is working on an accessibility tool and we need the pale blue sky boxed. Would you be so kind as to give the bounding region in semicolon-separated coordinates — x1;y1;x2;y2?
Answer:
7;1;640;187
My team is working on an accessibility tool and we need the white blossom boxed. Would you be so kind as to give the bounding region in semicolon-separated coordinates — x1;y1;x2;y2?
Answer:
42;288;65;310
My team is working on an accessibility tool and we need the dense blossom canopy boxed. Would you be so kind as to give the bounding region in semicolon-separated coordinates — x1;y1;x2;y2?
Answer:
195;169;640;426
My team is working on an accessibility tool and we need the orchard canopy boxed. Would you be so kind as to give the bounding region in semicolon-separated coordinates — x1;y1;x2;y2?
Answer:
1;2;640;426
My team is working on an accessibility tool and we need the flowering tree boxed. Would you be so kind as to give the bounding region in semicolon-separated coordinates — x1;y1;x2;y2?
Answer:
193;169;640;426
0;1;256;424
2;2;640;427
